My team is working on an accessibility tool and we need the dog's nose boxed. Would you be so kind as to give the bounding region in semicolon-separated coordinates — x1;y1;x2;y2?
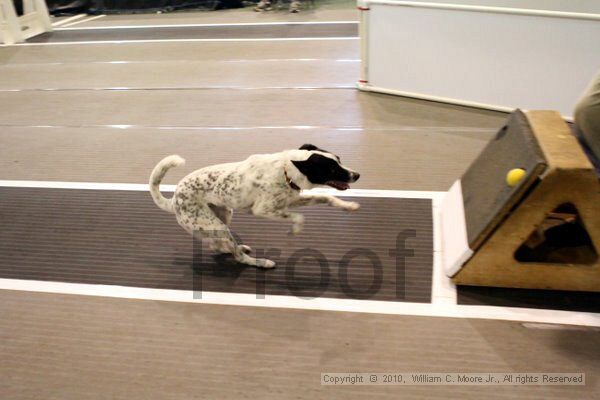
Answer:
352;172;360;182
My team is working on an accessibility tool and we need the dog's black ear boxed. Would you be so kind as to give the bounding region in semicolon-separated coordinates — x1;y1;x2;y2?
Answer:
292;154;330;183
292;154;349;185
299;144;319;151
291;159;313;179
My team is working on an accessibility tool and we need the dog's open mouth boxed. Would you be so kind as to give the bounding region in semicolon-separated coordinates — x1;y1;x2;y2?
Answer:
326;181;350;190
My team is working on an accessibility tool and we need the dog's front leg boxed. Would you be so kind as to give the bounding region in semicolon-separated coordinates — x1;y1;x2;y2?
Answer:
289;194;360;211
252;202;305;235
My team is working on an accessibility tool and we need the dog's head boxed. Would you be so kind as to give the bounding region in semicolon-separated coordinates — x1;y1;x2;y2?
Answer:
291;144;360;190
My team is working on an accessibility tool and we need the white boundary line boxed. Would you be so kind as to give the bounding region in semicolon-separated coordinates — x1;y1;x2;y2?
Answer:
0;85;355;93
0;180;446;199
431;198;456;305
2;37;359;47
357;82;516;114
61;14;106;28
56;21;359;31
0;124;496;133
0;58;361;67
0;279;598;327
51;14;87;27
0;180;165;191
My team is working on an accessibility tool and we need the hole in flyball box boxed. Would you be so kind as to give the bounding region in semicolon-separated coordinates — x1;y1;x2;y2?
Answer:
515;203;597;265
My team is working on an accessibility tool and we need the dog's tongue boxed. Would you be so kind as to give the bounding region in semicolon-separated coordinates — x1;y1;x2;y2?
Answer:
326;181;350;191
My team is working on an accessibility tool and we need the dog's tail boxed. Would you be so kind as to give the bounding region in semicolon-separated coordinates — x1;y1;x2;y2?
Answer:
149;155;185;213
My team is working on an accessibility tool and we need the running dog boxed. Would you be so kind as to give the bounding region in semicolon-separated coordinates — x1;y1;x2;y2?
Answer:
149;144;361;268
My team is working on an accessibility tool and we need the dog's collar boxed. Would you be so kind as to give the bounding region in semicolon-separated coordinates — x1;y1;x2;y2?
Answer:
284;167;301;191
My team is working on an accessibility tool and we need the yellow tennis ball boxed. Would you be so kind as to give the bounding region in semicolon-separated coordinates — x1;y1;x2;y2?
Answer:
506;168;526;187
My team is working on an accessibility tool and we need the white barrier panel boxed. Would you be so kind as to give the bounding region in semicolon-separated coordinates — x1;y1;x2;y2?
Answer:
0;0;52;45
357;1;600;119
389;0;600;14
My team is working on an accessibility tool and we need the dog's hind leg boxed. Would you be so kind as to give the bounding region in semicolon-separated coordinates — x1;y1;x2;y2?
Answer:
208;204;252;255
176;203;272;268
209;204;233;226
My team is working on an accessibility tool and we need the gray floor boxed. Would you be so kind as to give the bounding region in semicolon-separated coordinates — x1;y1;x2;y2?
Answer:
0;40;359;63
0;35;505;191
31;23;358;43
1;6;597;400
0;124;496;190
0;89;504;129
1;290;599;400
0;59;359;89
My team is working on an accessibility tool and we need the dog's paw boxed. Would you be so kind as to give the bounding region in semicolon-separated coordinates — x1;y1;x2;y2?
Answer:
288;214;305;235
290;223;304;235
341;201;360;211
257;259;276;268
237;244;252;254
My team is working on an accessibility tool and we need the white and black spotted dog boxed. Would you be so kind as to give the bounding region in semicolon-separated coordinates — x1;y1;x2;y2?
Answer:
149;144;361;268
